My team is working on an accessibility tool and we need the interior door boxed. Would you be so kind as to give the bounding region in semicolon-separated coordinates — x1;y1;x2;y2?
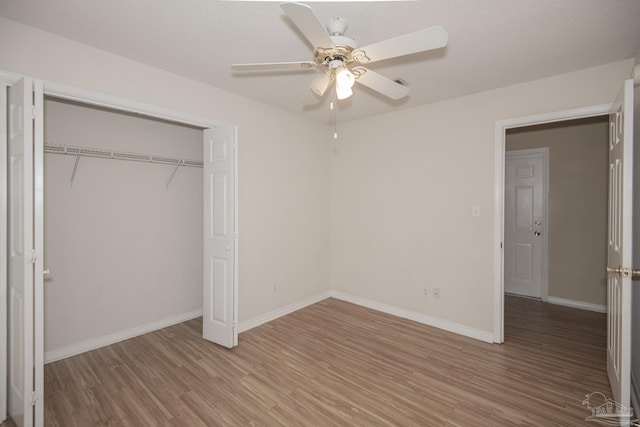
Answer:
7;77;35;427
606;78;634;415
202;125;238;348
504;149;547;299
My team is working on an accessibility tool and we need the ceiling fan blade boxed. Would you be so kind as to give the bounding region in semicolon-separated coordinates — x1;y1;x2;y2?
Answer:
355;26;448;64
355;68;409;100
310;73;331;96
232;61;315;71
281;2;334;50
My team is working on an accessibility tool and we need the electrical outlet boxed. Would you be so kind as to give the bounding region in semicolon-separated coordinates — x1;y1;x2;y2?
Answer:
433;288;440;299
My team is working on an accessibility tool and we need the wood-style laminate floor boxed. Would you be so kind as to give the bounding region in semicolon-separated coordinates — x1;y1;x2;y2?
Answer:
14;296;612;426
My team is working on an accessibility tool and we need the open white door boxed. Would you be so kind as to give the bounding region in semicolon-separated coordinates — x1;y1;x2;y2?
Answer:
7;77;44;427
606;78;634;419
202;125;238;348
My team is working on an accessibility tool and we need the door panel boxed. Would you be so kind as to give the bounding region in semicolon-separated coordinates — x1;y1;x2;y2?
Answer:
7;77;34;427
202;126;237;348
505;149;547;298
33;80;44;427
606;79;633;415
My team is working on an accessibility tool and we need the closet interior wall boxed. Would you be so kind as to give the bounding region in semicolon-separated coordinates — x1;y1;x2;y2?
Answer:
43;98;203;359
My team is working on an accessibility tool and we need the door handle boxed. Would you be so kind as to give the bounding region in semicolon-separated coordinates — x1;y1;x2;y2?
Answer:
533;231;541;236
607;266;640;280
607;266;623;276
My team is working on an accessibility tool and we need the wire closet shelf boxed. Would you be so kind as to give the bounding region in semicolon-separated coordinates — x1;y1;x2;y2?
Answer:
43;143;203;168
44;143;203;188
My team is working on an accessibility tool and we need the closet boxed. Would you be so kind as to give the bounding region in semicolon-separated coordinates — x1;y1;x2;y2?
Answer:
43;98;205;359
4;76;238;427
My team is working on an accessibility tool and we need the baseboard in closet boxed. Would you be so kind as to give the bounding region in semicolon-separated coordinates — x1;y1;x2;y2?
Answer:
44;308;203;364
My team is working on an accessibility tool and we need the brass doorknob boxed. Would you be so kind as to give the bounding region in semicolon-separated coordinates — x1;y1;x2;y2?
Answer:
607;266;623;276
607;266;640;280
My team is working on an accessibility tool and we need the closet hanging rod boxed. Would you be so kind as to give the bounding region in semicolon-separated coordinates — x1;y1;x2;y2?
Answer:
43;143;203;168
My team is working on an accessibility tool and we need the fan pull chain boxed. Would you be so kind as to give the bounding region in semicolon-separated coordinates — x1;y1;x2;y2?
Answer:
331;98;338;139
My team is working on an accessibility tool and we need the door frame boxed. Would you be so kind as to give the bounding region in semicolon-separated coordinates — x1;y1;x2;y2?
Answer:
493;103;611;343
504;147;549;301
0;83;7;422
0;69;239;417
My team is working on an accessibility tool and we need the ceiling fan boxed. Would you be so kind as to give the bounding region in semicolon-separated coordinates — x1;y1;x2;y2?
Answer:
231;2;448;104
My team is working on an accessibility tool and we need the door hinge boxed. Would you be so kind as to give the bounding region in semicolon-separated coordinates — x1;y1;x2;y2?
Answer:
31;391;41;406
31;249;38;264
31;105;37;120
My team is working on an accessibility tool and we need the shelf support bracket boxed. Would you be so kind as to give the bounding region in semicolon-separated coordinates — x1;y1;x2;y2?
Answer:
70;152;81;187
166;159;184;189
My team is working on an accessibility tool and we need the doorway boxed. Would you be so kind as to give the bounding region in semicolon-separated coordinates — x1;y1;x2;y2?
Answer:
504;116;609;313
493;104;611;343
2;75;239;427
42;97;205;361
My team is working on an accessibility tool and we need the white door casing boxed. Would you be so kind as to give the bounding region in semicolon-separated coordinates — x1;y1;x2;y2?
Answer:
7;77;34;427
606;78;634;414
0;84;8;422
203;126;238;348
504;148;548;299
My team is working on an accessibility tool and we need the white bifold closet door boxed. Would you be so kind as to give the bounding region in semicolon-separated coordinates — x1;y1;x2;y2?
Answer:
202;126;238;348
7;77;44;427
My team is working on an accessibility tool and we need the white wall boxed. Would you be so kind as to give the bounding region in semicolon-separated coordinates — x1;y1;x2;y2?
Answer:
331;60;633;334
506;117;609;307
43;98;203;353
0;17;331;326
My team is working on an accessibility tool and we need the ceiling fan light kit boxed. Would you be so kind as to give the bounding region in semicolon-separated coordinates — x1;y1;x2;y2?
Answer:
231;2;448;103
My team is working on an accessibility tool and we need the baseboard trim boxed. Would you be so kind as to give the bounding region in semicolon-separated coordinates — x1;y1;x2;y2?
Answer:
45;289;499;363
44;308;203;364
238;291;331;333
329;291;494;343
546;296;607;313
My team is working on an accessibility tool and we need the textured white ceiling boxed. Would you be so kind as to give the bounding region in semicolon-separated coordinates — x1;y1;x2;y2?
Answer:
1;0;639;123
